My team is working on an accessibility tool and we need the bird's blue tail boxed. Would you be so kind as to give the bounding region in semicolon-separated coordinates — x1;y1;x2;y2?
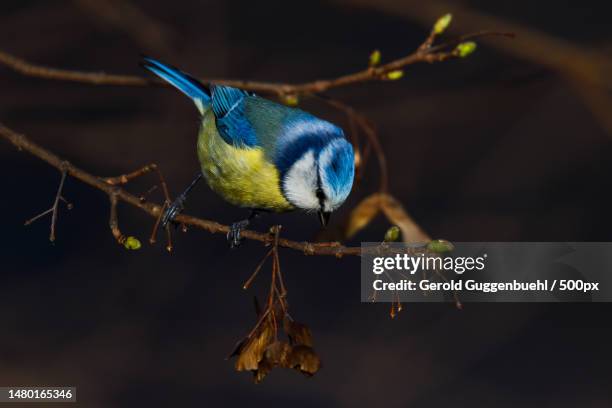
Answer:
141;57;211;112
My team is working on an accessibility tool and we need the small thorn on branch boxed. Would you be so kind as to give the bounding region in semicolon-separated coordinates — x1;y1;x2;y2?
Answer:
138;185;158;202
59;196;74;210
103;163;158;185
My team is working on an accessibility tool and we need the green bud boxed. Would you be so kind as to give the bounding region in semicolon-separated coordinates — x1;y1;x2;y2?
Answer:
386;70;404;80
384;226;401;242
369;49;381;66
283;94;299;106
124;236;141;250
455;42;477;58
433;13;452;35
427;239;454;254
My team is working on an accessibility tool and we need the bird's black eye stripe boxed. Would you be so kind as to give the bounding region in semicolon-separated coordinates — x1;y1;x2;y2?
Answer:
316;188;326;207
315;171;326;208
316;188;325;200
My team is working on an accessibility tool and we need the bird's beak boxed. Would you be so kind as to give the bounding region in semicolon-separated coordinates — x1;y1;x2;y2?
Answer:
318;210;331;227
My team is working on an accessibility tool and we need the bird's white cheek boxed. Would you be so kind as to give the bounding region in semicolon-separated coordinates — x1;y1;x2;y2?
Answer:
282;151;319;210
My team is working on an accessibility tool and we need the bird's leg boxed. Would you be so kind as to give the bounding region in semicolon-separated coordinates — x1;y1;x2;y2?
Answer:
161;172;203;227
227;210;260;248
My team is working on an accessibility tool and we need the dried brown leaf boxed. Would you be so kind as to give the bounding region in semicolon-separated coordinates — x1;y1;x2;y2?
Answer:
235;317;274;372
379;193;430;243
287;345;321;376
344;193;382;239
253;357;274;384
284;319;313;347
264;341;292;366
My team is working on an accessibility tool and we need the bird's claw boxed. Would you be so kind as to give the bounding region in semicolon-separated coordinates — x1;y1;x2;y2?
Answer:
161;197;185;228
227;219;250;248
161;172;203;228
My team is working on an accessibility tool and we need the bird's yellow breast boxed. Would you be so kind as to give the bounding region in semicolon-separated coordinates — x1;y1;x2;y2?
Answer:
196;110;293;212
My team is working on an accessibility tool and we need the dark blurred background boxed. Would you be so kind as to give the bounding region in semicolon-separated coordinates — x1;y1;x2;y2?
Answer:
1;0;611;407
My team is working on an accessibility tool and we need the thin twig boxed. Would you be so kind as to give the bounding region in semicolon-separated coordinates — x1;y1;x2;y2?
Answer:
104;163;174;250
23;166;70;241
49;166;68;242
150;201;166;245
24;208;54;226
103;163;159;185
0;31;511;96
108;191;125;245
353;0;609;89
268;226;281;309
244;248;273;290
138;185;158;202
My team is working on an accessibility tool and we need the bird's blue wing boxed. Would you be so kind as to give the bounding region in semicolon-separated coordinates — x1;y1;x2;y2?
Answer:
210;85;345;163
210;85;260;147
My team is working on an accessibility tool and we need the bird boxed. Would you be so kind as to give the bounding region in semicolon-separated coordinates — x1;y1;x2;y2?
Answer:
142;57;355;247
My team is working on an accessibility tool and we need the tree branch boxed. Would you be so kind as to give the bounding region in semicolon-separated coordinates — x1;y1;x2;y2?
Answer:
0;31;511;96
350;0;610;90
0;123;363;257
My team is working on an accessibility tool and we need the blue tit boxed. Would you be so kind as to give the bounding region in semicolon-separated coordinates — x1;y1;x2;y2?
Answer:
142;57;355;245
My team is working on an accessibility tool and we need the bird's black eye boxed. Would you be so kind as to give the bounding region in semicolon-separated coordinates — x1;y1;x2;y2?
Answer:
316;188;326;201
